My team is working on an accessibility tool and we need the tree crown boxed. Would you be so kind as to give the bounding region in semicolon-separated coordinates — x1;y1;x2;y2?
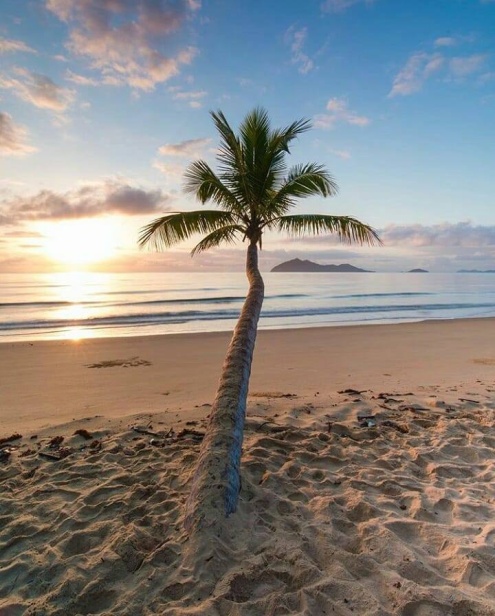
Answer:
139;107;380;253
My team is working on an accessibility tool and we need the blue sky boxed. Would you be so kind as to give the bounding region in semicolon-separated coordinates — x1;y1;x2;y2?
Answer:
1;0;494;273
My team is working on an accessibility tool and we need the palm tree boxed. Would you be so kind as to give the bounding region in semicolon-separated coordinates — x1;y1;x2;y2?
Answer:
139;108;380;533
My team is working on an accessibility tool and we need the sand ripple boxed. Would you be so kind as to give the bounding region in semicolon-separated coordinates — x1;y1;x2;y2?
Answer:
1;388;495;615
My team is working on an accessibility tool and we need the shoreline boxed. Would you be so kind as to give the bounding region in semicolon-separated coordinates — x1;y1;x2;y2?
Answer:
2;317;495;614
2;312;495;345
1;317;494;434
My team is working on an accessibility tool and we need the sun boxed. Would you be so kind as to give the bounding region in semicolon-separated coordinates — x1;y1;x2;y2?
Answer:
40;218;119;266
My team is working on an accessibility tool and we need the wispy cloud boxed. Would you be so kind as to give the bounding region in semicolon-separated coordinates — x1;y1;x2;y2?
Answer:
449;53;487;77
153;160;187;179
154;137;211;179
65;69;98;86
381;222;495;247
331;148;351;160
314;98;370;129
389;52;444;97
0;112;37;157
158;137;211;157
275;221;495;251
321;0;376;12
285;26;314;74
390;38;489;97
434;37;457;48
0;36;36;55
0;69;75;113
172;90;207;100
0;179;169;225
46;0;200;91
170;89;207;107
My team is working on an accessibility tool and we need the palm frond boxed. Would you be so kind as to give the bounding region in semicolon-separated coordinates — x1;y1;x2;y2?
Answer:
210;109;254;208
259;164;338;222
272;215;381;245
239;107;270;170
210;110;245;175
275;117;312;153
183;160;243;212
278;163;338;199
191;225;243;255
138;210;237;250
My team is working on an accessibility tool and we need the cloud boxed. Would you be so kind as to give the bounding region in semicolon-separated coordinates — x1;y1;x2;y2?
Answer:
449;53;487;77
154;136;211;179
285;26;314;74
0;37;36;54
380;222;495;248
172;90;207;100
158;137;211;157
389;52;444;97
0;69;75;112
0;112;37;157
153;160;186;179
331;149;351;160
0;179;169;225
65;69;98;85
434;37;457;48
274;221;495;251
321;0;375;12
390;40;489;97
314;98;370;129
46;0;200;91
170;88;207;107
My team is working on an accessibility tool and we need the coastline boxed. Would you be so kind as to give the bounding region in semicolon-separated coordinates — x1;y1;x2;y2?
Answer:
2;317;495;614
3;270;495;344
1;317;494;434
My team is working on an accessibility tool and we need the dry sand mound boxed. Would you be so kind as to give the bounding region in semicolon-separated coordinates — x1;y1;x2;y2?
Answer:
1;387;495;615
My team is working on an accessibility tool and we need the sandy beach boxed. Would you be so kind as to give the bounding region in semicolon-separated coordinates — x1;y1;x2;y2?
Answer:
1;319;495;615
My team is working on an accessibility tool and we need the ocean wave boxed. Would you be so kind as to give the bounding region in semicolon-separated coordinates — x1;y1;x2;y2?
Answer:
2;301;494;333
0;293;306;311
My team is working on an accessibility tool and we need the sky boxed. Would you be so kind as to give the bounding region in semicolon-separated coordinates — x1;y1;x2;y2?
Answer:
1;0;494;274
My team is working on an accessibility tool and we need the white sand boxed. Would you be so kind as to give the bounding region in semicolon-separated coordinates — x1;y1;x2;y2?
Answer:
1;319;495;615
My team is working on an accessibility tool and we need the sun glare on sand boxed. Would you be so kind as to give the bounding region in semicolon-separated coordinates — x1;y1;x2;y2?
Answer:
41;219;118;266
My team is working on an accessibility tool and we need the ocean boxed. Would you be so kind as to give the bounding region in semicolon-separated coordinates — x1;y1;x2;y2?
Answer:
1;271;494;343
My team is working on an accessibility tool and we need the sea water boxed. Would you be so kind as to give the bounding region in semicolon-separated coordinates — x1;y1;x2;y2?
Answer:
1;271;494;342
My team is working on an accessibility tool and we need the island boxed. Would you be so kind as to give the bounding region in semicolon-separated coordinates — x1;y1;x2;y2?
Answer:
457;269;495;273
271;258;372;273
408;268;428;273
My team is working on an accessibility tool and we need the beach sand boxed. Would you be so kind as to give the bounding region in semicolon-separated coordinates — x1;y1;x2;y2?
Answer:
1;319;495;615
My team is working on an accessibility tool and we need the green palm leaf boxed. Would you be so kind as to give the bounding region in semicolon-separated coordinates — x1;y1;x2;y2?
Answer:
191;225;244;255
184;160;243;212
272;117;312;153
273;214;381;245
260;164;338;222
138;210;237;250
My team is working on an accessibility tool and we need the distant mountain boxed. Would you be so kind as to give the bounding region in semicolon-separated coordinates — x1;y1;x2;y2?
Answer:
271;258;372;273
408;268;428;273
458;269;495;273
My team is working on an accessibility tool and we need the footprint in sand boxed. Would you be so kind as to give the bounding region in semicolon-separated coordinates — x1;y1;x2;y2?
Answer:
401;599;451;616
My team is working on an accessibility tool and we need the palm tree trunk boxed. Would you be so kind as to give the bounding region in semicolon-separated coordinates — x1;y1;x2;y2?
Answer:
184;242;264;532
